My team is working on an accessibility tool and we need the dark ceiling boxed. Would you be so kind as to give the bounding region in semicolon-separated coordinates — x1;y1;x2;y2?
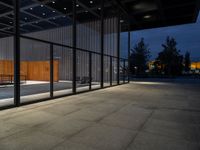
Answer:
0;0;199;35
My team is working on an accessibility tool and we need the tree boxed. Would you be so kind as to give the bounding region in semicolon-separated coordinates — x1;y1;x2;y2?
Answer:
156;36;183;76
184;51;191;73
130;38;150;75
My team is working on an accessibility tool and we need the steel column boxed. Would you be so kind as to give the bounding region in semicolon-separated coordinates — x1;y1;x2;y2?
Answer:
123;59;126;83
14;0;20;106
89;52;92;90
117;11;120;85
128;24;131;83
110;56;112;86
100;0;104;88
50;44;54;98
72;0;77;93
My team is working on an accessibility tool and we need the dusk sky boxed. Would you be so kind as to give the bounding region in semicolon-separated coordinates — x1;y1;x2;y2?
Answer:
121;12;200;61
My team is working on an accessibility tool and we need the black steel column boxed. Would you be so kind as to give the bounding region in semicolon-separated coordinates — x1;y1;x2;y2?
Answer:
117;11;120;85
50;44;54;98
100;0;104;88
89;52;92;90
14;0;20;106
72;0;77;93
110;56;112;86
128;24;131;83
123;59;125;83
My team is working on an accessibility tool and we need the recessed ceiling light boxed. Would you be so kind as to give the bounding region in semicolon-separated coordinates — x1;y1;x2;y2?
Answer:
64;7;67;10
85;10;88;13
98;7;101;10
120;20;124;23
30;7;33;10
52;10;55;13
9;21;12;24
90;1;93;4
42;13;46;16
76;4;79;7
24;17;27;20
52;1;55;4
144;15;151;19
41;5;44;7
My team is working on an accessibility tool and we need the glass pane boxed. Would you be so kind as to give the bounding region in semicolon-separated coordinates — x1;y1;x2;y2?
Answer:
0;0;14;107
92;53;101;89
0;33;14;107
20;38;50;103
53;45;73;96
76;50;90;92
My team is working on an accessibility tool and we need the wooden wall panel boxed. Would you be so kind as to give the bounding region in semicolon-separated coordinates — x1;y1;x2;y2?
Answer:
0;60;59;82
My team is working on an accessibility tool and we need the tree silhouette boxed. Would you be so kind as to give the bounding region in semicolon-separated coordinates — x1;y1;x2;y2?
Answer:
156;36;183;76
184;51;191;73
130;38;150;75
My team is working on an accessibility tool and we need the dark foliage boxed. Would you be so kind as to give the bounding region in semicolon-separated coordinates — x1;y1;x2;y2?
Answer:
156;36;184;76
184;51;191;72
130;38;150;75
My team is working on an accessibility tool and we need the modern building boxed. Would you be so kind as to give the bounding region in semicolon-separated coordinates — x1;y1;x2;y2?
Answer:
0;0;199;109
191;62;200;74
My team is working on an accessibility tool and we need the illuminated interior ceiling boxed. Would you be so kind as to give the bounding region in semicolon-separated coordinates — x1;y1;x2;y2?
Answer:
0;0;199;35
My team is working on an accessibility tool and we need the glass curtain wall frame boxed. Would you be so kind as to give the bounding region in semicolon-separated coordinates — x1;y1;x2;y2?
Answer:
119;12;129;84
19;0;74;103
76;0;102;92
0;32;15;108
103;1;119;86
0;0;15;108
0;0;130;109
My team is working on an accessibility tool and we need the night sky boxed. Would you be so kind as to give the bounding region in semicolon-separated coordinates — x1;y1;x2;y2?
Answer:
121;12;200;61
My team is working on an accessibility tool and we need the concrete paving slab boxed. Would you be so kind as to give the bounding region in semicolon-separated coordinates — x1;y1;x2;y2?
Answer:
127;131;199;150
6;111;60;127
66;109;109;122
0;130;64;150
143;119;199;142
52;141;100;150
34;117;94;138
70;124;137;150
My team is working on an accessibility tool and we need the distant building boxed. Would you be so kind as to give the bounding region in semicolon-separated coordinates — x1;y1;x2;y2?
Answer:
191;62;200;74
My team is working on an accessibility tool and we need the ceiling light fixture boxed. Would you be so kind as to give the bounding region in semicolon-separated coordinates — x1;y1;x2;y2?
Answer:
52;1;55;4
41;5;44;7
76;4;79;7
144;15;151;19
90;1;93;4
42;13;46;16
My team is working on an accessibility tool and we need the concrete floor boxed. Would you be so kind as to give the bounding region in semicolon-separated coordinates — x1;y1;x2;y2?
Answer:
0;81;200;150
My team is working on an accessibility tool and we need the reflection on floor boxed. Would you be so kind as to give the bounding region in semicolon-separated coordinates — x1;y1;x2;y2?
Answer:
0;80;100;107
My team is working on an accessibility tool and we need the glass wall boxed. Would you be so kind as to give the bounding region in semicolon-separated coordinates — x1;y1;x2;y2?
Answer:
92;53;101;89
20;38;51;103
0;0;14;107
0;0;129;108
53;46;73;96
19;0;73;103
